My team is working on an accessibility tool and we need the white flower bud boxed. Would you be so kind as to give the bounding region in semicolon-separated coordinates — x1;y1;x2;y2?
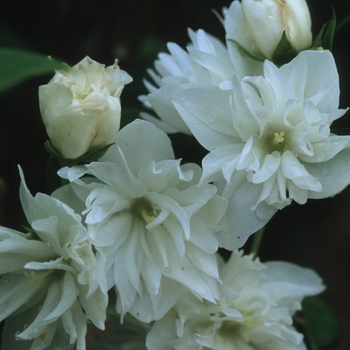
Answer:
241;0;312;60
39;56;132;159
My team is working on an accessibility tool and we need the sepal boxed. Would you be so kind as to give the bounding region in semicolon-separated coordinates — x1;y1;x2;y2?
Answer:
272;31;298;66
312;8;336;51
44;140;114;167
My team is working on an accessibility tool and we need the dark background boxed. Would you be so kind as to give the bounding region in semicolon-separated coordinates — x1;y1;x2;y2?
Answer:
0;1;349;349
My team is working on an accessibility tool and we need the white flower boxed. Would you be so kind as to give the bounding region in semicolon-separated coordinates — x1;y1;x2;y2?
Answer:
173;50;350;249
0;167;107;350
224;0;312;61
39;56;132;159
140;28;262;134
57;119;227;323
147;251;325;350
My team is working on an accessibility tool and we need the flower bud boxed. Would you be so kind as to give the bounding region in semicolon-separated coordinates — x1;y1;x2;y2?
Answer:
239;0;312;60
39;56;132;159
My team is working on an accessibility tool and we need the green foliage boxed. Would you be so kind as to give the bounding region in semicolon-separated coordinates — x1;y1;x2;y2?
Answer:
312;10;336;51
301;297;342;350
0;48;64;94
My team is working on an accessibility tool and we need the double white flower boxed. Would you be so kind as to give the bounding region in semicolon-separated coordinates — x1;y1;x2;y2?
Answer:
0;168;107;350
140;28;253;134
147;250;325;350
58;120;228;323
173;50;350;249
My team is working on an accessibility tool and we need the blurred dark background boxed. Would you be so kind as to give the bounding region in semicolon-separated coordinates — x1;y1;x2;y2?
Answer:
0;0;349;349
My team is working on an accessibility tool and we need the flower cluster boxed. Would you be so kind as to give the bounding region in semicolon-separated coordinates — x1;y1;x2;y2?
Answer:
0;0;347;349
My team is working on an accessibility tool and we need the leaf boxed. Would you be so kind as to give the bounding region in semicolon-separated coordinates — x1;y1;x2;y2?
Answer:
312;10;336;51
312;23;327;50
322;9;336;51
300;296;342;350
0;48;64;94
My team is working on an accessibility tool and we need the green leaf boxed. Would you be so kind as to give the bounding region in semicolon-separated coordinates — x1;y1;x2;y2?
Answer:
0;48;64;94
312;10;336;51
312;23;327;49
272;31;298;66
300;296;342;350
322;9;336;51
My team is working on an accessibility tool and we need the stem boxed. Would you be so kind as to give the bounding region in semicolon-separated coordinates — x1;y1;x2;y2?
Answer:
250;226;265;260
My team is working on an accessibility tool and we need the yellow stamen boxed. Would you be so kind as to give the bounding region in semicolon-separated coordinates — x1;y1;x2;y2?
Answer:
273;131;285;144
131;197;159;231
140;207;157;225
39;330;48;341
219;314;252;336
24;270;55;290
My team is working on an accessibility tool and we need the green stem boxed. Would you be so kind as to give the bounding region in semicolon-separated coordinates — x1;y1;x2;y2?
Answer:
250;226;265;260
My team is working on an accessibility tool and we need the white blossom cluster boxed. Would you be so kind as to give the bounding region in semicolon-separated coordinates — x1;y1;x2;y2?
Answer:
0;0;348;349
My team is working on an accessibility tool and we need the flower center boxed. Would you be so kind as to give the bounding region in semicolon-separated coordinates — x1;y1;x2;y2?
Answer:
74;86;93;101
215;307;253;338
39;330;48;341
218;320;244;336
218;315;252;338
24;270;55;290
264;130;287;153
273;131;285;144
131;197;159;228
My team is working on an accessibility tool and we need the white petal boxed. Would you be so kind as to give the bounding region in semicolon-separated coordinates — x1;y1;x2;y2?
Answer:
219;173;278;250
263;261;325;298
102;119;175;171
147;84;192;134
306;148;350;198
281;50;340;114
78;283;107;330
173;86;235;150
281;151;322;191
252;152;281;184
298;134;350;163
44;272;78;323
